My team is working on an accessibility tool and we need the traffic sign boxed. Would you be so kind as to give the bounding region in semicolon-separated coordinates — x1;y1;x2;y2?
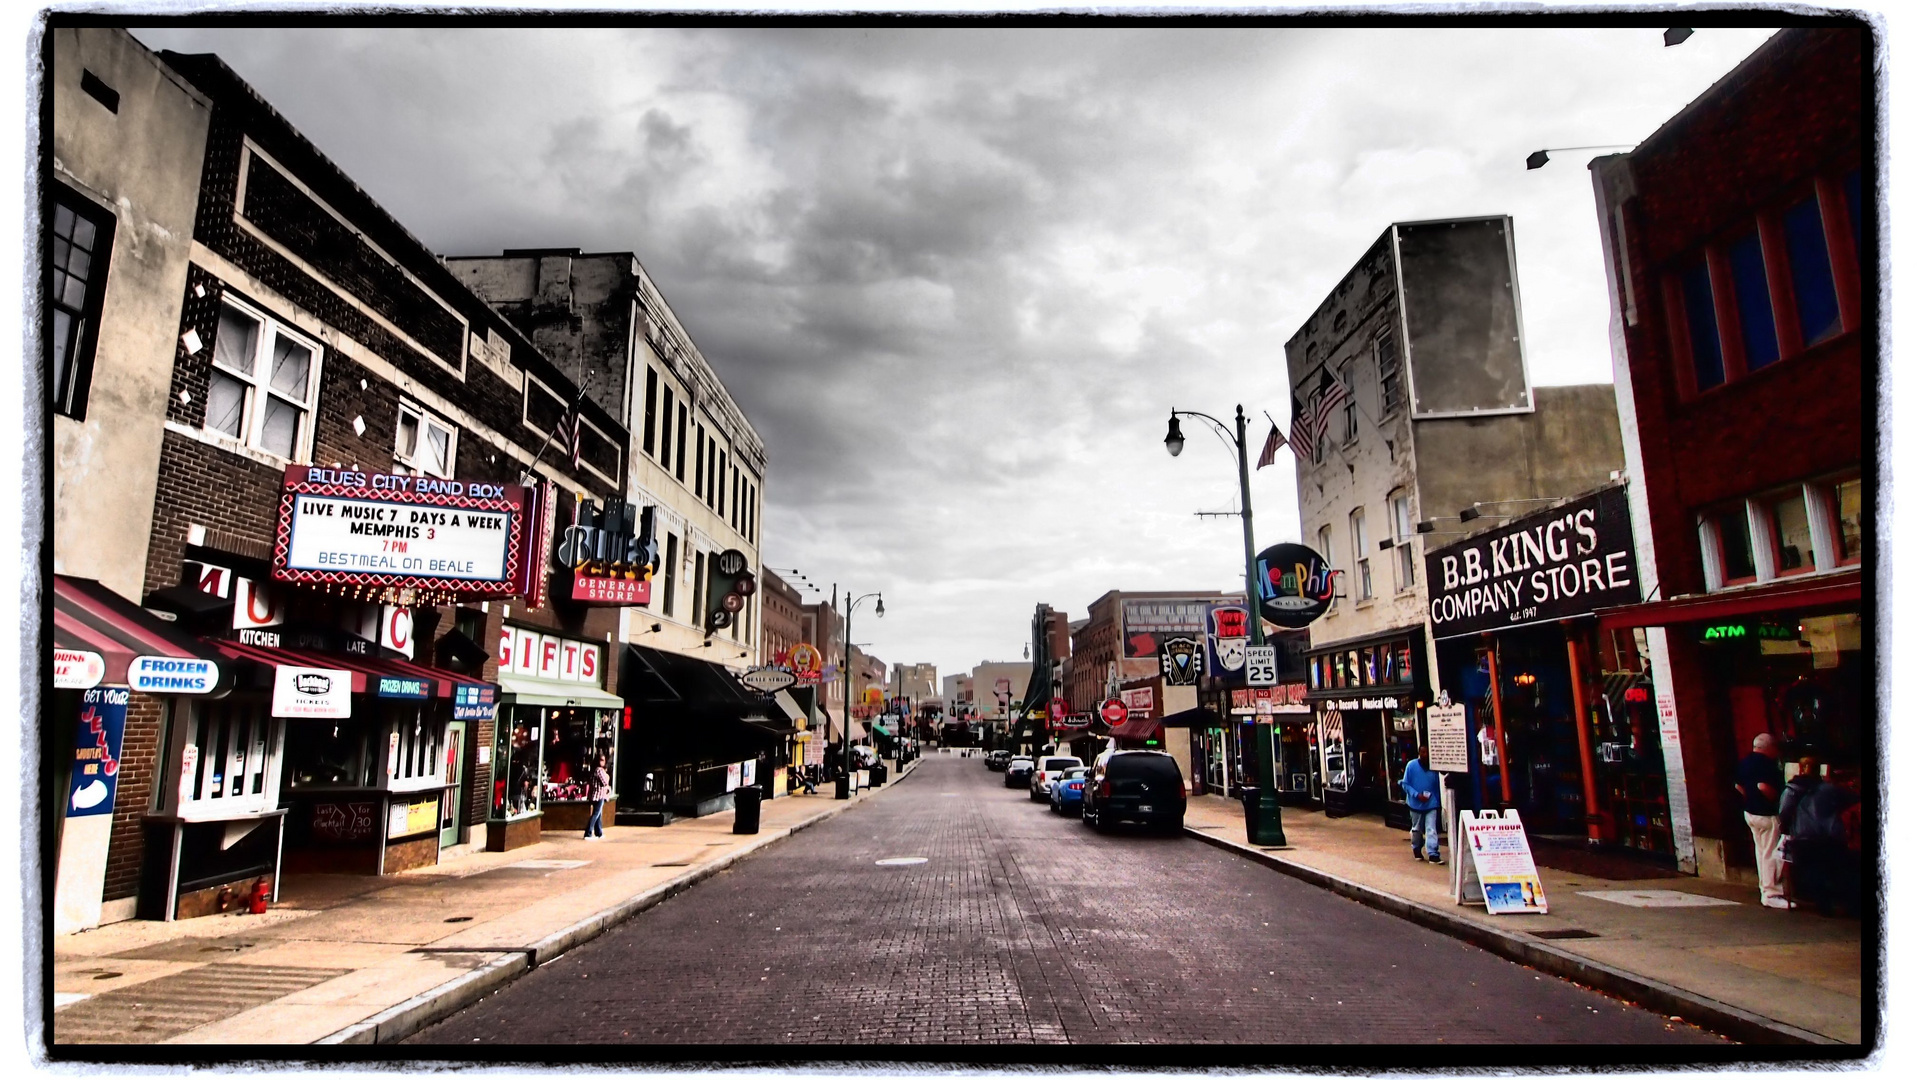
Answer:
1244;645;1278;687
1099;698;1126;724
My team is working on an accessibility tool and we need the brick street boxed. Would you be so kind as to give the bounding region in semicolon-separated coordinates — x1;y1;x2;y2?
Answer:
407;755;1723;1048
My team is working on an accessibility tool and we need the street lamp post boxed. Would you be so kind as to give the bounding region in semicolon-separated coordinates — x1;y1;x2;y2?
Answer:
839;588;884;799
1164;404;1286;846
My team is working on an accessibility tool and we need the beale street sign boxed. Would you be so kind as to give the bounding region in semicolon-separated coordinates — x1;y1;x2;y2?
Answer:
1424;485;1640;640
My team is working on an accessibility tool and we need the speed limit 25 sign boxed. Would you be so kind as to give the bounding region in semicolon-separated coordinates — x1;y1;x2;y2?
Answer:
1244;645;1277;687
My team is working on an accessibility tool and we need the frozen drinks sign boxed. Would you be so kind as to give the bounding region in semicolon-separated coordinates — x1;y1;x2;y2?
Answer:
272;466;530;598
1424;486;1640;640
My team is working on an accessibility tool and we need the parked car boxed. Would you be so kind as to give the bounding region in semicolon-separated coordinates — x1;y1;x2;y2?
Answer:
1003;756;1036;788
985;750;1012;772
1049;767;1089;815
1028;755;1084;802
1081;750;1187;834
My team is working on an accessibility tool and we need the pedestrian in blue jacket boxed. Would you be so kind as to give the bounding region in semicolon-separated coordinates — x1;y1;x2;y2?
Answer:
1401;746;1443;863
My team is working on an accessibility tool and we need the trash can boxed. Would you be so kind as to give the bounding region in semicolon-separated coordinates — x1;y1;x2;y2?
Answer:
733;786;762;834
872;763;888;786
834;773;851;800
1240;787;1262;844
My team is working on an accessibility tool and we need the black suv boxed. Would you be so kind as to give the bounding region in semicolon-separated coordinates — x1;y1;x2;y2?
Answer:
1081;751;1187;834
985;750;1012;772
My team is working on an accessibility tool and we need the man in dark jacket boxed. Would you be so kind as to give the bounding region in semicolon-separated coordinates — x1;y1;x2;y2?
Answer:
1791;766;1860;917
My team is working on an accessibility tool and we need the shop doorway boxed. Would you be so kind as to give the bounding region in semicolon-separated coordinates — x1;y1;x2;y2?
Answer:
441;721;466;849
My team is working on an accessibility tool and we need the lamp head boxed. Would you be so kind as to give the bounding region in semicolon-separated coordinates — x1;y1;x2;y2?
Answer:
1164;414;1185;457
875;595;885;618
1525;150;1550;170
1664;26;1693;46
1459;505;1482;523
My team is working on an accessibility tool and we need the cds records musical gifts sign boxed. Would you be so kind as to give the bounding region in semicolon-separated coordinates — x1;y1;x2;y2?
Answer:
272;465;533;598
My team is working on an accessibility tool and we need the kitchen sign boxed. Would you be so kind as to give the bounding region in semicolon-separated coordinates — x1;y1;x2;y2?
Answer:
1425;486;1639;640
272;465;532;598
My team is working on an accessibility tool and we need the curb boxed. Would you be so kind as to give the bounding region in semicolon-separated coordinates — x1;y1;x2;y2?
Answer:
315;773;908;1045
1182;825;1840;1047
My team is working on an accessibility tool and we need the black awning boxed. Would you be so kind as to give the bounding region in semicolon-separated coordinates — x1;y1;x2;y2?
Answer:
1160;706;1223;728
620;644;786;767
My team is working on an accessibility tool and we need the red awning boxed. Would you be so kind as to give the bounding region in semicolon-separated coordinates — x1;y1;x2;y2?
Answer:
53;575;225;686
1107;716;1164;742
207;639;482;698
1595;571;1862;631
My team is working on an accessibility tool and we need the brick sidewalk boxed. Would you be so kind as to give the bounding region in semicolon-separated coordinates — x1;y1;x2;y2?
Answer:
1181;794;1864;1045
49;760;921;1047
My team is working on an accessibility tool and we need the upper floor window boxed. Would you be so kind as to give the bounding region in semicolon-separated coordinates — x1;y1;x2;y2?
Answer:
1339;366;1358;445
50;188;115;421
1664;166;1860;399
643;365;659;458
1350;509;1373;601
1376;331;1403;415
395;402;457;479
206;297;322;461
1389;491;1416;591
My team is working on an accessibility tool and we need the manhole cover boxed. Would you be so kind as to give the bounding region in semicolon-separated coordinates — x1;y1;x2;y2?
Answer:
1577;889;1740;908
875;857;927;866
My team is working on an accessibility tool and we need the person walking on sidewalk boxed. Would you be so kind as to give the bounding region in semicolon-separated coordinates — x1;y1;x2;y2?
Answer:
1401;746;1443;864
1777;755;1823;907
1791;765;1861;917
1735;733;1789;909
584;754;611;840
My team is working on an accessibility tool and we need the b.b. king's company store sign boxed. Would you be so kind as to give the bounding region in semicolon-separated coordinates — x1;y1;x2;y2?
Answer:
1424;486;1641;639
272;465;533;598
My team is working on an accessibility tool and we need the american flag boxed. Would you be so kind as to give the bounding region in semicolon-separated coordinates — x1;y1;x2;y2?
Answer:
1255;423;1286;469
1312;368;1350;444
1289;392;1313;456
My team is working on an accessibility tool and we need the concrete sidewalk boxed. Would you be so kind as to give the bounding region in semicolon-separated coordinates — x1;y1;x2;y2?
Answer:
50;760;922;1047
1181;794;1864;1046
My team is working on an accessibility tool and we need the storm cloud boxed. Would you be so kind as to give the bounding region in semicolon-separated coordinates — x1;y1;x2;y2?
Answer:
127;22;1776;678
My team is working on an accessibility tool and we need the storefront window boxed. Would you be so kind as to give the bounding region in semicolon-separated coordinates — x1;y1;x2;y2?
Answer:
166;698;285;816
541;707;616;804
492;708;544;818
1396;643;1415;685
1384;707;1420;805
1769;491;1815;573
287;717;380;789
1832;478;1862;563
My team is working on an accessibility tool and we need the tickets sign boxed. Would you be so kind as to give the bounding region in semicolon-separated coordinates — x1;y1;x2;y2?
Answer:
272;465;531;598
272;665;353;719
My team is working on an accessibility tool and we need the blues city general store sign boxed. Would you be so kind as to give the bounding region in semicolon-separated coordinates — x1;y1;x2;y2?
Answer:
1424;486;1640;639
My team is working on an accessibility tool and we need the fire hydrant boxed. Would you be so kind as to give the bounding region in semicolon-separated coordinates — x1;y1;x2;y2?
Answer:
248;878;270;915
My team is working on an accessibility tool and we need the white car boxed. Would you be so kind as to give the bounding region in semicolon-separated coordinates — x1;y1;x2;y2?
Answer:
1029;755;1084;801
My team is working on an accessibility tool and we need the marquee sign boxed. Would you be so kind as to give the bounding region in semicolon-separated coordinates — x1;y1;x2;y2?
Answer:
1424;486;1640;640
54;649;105;690
271;465;532;600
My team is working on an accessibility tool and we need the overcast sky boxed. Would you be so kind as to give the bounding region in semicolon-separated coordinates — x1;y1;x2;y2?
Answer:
126;21;1778;683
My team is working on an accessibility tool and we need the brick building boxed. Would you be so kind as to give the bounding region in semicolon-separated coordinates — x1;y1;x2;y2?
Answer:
49;28;218;933
1588;27;1868;881
51;34;643;925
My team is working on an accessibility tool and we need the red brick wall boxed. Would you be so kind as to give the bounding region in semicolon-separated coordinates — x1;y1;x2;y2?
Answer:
102;693;167;901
